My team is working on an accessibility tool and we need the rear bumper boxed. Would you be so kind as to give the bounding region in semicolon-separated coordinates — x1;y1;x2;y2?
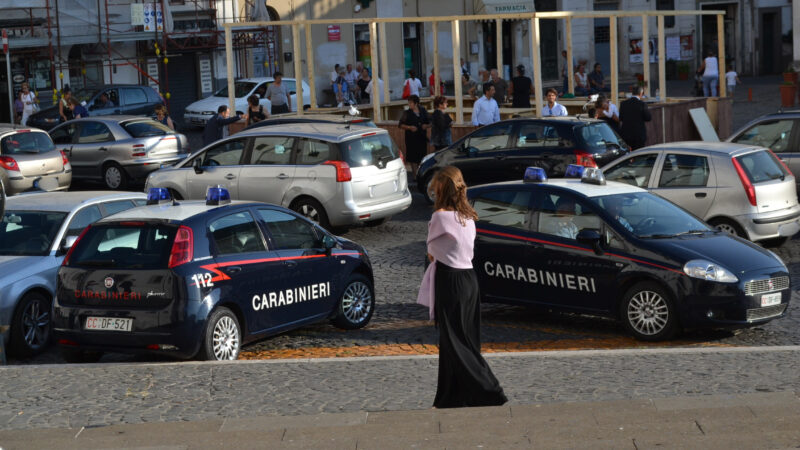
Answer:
5;170;71;195
329;190;413;226
737;206;800;241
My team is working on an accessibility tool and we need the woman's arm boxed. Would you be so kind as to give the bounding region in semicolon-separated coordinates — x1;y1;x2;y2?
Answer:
167;117;175;130
59;101;66;120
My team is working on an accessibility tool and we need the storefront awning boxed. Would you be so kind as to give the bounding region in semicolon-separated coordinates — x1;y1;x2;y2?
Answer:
481;0;535;14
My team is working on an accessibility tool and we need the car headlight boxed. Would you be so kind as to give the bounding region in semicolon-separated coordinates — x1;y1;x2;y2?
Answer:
421;153;436;165
683;259;738;283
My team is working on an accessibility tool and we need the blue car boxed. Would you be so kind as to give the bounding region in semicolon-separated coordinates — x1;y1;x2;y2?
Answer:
468;166;791;340
53;188;374;361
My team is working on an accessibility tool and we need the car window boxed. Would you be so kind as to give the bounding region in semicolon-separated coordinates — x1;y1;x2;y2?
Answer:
283;80;297;94
123;87;148;105
298;139;332;165
209;211;266;255
65;205;102;240
91;89;119;109
51;125;76;145
516;123;572;148
199;140;246;167
122;120;172;138
732;120;794;152
604;153;659;188
257;209;321;250
214;81;257;98
465;123;513;152
101;200;136;216
340;133;399;167
735;150;787;184
590;193;710;237
77;122;114;144
68;224;174;269
249;136;295;165
536;192;601;240
0;132;55;155
658;154;710;187
472;190;531;230
579;122;626;152
0;210;67;256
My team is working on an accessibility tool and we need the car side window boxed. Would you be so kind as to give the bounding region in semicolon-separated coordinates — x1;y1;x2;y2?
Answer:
133;199;148;206
123;88;148;105
516;123;571;148
472;190;532;230
51;125;76;145
65;205;102;241
198;139;246;167
604;153;659;188
77;122;114;144
465;123;513;152
101;200;136;216
732;120;794;152
283;80;297;94
297;139;332;165
535;192;601;240
209;211;266;255
249;136;295;165
658;154;710;187
257;209;321;250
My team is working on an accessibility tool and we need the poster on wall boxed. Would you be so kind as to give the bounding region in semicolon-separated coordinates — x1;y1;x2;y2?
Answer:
629;38;657;63
680;35;693;59
143;3;163;32
666;36;681;61
327;25;341;41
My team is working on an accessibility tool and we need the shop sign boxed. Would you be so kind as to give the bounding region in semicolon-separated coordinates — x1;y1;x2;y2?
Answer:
484;0;533;14
327;25;340;41
12;74;24;83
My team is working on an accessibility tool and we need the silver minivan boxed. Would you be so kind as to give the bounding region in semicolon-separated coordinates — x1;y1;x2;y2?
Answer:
145;123;412;229
602;142;800;243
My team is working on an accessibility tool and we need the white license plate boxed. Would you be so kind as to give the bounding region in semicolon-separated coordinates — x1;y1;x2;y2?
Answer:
85;317;133;332
761;292;782;307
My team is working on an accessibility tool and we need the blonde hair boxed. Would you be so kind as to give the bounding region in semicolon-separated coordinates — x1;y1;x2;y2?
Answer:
432;166;478;225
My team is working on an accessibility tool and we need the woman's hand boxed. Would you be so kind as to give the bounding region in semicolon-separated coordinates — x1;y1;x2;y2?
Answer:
427;253;434;262
409;125;418;132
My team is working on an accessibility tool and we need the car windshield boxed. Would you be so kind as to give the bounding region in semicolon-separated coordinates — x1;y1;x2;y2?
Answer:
339;133;400;168
214;82;257;98
589;192;711;238
0;210;68;256
67;223;176;269
71;88;99;104
579;123;627;152
122;120;173;138
1;131;55;154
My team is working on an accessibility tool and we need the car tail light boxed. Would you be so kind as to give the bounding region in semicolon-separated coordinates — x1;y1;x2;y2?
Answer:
60;150;69;165
168;226;194;268
0;156;19;172
62;225;92;266
132;144;146;158
769;149;793;176
732;157;757;206
573;150;597;168
323;160;352;182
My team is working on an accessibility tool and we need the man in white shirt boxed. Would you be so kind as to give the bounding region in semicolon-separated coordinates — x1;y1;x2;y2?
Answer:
472;83;500;126
541;88;568;116
330;64;341;86
365;77;385;103
405;70;423;97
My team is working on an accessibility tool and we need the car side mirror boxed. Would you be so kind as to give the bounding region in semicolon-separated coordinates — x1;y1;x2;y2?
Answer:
61;235;78;254
322;234;336;255
193;157;203;174
577;229;604;255
467;146;479;157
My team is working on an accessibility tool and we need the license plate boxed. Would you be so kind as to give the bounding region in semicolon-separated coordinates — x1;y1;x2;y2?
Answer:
761;292;782;307
85;317;133;332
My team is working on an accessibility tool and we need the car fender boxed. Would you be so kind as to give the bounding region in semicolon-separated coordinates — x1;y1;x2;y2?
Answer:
0;273;56;330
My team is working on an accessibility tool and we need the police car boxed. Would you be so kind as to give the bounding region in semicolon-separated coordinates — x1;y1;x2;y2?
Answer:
469;165;792;340
52;188;374;361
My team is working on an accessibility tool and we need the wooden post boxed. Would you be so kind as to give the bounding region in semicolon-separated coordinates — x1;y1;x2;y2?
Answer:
496;18;503;76
370;21;381;121
433;22;440;96
531;17;543;117
657;15;666;100
642;15;650;97
225;26;235;114
292;24;304;115
566;17;574;94
379;22;390;111
609;16;618;104
304;23;317;109
452;20;463;124
717;14;726;97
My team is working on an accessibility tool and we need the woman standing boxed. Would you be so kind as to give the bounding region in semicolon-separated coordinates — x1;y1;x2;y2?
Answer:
68;97;88;119
430;96;452;151
698;50;719;97
417;166;507;409
398;94;430;181
59;87;73;123
357;68;371;104
509;65;533;108
19;82;38;126
154;104;175;130
244;94;267;126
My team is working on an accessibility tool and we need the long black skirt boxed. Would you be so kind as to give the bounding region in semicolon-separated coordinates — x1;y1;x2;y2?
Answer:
433;262;507;408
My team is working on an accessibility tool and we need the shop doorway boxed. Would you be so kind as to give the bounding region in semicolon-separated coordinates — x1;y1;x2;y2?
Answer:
403;22;423;80
700;3;737;72
759;9;782;75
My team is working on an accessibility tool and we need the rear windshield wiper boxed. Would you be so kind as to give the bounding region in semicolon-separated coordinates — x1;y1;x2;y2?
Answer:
76;259;116;267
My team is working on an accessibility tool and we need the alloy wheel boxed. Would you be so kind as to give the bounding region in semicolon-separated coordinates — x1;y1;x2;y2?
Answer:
212;316;239;360
341;281;373;325
298;203;320;223
21;299;49;350
626;290;669;336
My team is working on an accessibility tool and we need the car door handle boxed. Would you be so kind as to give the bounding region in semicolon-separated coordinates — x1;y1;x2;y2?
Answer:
98;147;108;151
695;192;707;198
223;266;241;274
284;260;298;269
225;173;236;180
277;173;289;180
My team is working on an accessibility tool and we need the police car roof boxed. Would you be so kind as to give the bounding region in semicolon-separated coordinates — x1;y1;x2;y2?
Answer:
99;200;254;223
480;178;646;198
235;122;386;143
6;191;146;212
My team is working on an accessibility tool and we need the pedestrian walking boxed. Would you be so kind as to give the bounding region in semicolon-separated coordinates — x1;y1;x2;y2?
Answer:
699;50;719;97
403;70;423;99
417;166;508;409
155;104;175;130
266;71;291;114
431;96;453;151
244;94;267;126
202;105;241;147
13;92;23;124
68;97;88;119
472;83;500;127
508;64;533;108
59;87;73;123
398;94;430;181
726;65;741;97
541;88;568;116
619;85;652;150
19;82;38;126
490;69;507;105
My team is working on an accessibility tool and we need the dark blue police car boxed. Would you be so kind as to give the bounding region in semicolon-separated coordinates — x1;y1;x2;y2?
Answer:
52;188;374;361
469;166;792;340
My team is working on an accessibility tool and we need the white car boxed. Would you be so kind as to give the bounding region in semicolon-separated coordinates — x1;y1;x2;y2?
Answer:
184;77;312;126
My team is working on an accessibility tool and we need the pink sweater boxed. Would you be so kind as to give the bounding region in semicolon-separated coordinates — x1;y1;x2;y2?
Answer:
416;210;476;319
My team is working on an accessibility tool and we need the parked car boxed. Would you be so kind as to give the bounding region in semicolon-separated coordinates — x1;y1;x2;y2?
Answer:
416;117;629;203
0;124;71;195
184;78;312;126
26;85;164;130
49;116;189;190
242;113;376;132
728;110;800;190
0;191;147;357
602;142;800;243
145;123;411;229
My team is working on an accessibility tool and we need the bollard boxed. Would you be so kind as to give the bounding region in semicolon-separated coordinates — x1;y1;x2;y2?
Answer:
748;88;752;102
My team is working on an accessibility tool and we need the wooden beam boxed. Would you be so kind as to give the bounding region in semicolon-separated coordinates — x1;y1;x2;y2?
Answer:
225;26;235;114
304;23;317;109
642;15;650;97
566;17;574;94
370;21;381;121
717;14;726;97
610;16;618;104
657;15;666;100
496;18;503;75
452;20;463;123
292;24;303;115
433;21;440;96
379;22;390;111
531;17;543;117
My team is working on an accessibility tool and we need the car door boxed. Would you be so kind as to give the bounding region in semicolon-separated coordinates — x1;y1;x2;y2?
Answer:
650;152;716;219
730;118;799;181
207;210;282;336
50;123;79;159
238;135;297;204
453;122;515;185
186;138;248;199
603;152;662;188
512;121;574;177
70;121;116;178
120;87;151;115
257;208;337;326
286;138;335;206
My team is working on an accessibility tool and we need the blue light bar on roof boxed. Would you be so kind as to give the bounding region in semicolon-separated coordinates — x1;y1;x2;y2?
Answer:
523;167;548;183
146;187;171;205
564;164;585;178
581;167;607;185
206;186;231;205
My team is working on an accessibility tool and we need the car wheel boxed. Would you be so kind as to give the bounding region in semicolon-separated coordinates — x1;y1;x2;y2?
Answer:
103;163;128;190
291;197;331;229
333;274;375;330
200;307;240;361
61;348;103;363
10;292;52;357
709;218;746;239
621;282;678;341
422;172;437;204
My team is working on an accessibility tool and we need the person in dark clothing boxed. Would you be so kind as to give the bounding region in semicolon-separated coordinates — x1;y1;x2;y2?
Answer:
245;94;267;126
508;65;533;108
430;96;453;151
202;105;241;147
619;85;652;150
399;94;430;181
